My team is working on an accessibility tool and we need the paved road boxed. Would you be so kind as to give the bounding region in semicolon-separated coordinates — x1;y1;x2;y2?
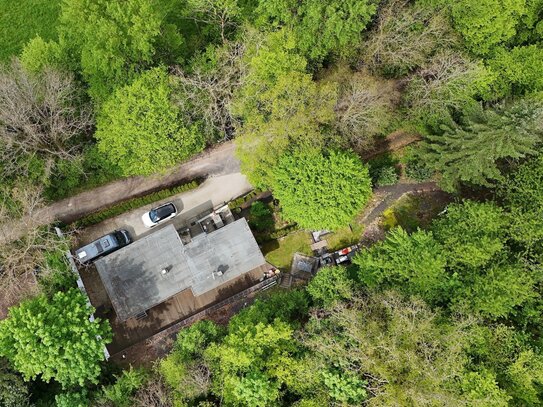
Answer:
77;173;252;246
0;142;240;244
0;131;421;245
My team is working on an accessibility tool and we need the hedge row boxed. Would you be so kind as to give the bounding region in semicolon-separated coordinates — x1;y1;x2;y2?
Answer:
74;180;200;228
228;188;264;210
256;223;300;244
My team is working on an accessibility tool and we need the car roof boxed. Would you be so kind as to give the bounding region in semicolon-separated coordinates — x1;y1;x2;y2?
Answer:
155;203;176;220
75;234;119;262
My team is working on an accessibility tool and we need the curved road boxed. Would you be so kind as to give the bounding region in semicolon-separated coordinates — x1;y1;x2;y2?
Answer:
0;142;241;244
0;131;421;244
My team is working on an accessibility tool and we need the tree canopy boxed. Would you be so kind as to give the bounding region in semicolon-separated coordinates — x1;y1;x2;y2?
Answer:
421;101;543;191
95;67;204;176
58;0;185;101
255;0;378;62
0;288;111;387
271;149;372;230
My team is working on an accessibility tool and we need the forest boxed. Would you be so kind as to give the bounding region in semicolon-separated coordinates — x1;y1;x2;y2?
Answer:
0;0;543;405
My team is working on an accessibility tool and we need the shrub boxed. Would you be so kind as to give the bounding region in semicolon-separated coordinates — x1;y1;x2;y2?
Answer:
249;201;274;232
405;161;434;182
54;390;88;407
374;166;399;186
99;368;148;407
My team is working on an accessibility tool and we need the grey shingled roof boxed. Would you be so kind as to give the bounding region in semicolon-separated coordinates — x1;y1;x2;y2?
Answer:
95;219;266;321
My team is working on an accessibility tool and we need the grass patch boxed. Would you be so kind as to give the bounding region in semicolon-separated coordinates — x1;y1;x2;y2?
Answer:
72;180;201;228
262;230;312;270
325;223;365;251
381;192;452;232
0;0;61;61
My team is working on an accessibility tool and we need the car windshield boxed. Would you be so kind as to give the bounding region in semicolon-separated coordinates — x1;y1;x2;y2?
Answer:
149;209;159;222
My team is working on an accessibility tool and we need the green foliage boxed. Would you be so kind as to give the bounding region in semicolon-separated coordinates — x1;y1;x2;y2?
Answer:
506;350;543;405
59;0;185;101
95;68;204;176
174;320;224;362
73;180;199;228
227;188;265;210
205;319;297;406
0;358;30;407
0;0;60;61
431;201;508;269
0;289;111;387
459;369;510;406
405;161;434;182
467;325;543;404
234;28;337;187
249;201;274;232
271;149;372;230
403;51;492;130
54;389;89;407
45;145;124;201
301;291;482;405
99;368;148;407
321;370;367;404
354;227;447;303
228;371;280;407
374;165;399;186
487;45;543;99
451;260;536;318
451;0;526;55
499;156;543;246
229;289;310;331
20;36;63;73
421;101;543;192
255;0;377;62
38;244;78;297
307;266;354;307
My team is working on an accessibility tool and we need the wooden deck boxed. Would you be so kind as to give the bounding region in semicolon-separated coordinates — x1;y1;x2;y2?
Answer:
79;263;269;354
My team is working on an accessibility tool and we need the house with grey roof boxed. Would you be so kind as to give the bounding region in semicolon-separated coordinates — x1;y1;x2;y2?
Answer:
95;217;267;322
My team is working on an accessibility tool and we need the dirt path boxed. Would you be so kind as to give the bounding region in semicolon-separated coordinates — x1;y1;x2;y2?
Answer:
361;131;421;160
361;181;441;226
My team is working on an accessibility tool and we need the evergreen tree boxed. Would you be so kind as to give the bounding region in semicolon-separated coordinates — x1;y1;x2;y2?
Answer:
422;101;543;192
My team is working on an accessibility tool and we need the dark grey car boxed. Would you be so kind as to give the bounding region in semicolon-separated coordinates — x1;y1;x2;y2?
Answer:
75;230;131;264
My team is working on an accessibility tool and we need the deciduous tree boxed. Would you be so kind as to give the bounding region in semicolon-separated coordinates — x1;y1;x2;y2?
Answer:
59;0;185;101
431;201;509;269
0;60;93;180
0;288;111;387
234;29;337;187
354;227;447;303
451;0;526;55
271;149;372;230
95;68;204;176
255;0;377;62
307;266;354;307
499;155;543;246
403;51;491;129
363;1;459;77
